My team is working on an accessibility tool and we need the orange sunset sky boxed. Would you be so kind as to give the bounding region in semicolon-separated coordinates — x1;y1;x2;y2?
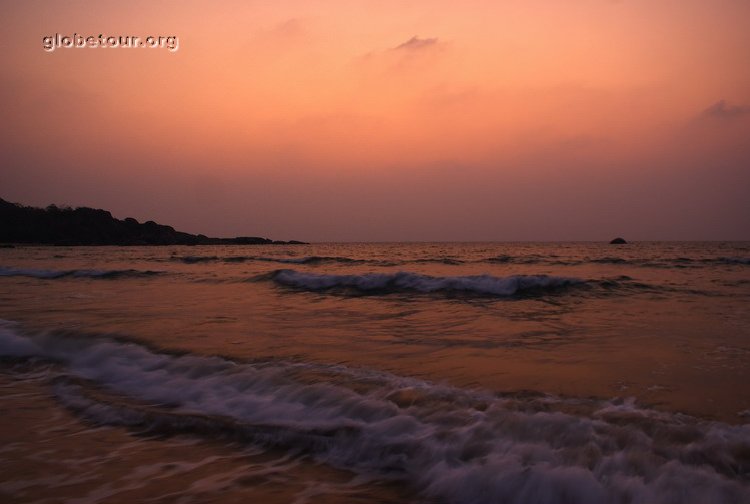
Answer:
1;0;749;241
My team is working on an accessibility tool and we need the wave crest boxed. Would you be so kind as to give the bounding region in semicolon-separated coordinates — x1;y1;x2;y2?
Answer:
0;266;161;279
169;254;750;269
269;269;584;297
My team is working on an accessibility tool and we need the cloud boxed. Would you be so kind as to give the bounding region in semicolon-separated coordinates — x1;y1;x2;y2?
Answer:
267;18;306;40
352;35;445;78
393;36;439;51
242;18;309;55
701;99;750;119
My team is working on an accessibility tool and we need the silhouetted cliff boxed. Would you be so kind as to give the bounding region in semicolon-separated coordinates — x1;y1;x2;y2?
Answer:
0;198;305;246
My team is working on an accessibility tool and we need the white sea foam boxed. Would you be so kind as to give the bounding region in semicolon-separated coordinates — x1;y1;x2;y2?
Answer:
1;322;748;504
270;270;584;297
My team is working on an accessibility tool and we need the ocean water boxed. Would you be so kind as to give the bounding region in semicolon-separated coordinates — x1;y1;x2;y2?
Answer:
1;242;749;503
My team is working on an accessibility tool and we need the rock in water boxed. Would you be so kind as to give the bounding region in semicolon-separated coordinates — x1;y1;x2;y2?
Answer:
609;237;627;244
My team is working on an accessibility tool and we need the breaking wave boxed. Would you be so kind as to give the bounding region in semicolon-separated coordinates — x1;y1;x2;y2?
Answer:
1;321;748;504
0;266;161;280
267;269;584;297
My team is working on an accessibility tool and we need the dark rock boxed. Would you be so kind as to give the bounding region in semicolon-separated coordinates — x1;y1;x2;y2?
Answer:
0;197;307;246
609;237;627;244
232;236;273;245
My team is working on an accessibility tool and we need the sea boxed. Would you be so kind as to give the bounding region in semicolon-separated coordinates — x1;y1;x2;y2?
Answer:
1;242;749;504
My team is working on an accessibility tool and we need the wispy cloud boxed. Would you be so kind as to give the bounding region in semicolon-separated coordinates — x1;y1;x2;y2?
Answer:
352;35;445;76
393;36;439;51
701;99;750;120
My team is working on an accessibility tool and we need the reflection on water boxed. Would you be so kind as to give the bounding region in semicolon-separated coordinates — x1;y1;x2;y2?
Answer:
1;242;749;503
